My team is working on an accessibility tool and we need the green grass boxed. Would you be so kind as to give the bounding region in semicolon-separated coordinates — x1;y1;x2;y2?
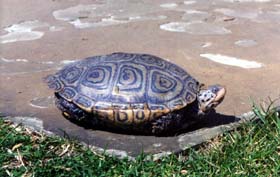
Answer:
0;105;279;176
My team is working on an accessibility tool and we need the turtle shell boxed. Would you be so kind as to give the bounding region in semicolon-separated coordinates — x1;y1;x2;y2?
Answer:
46;53;200;125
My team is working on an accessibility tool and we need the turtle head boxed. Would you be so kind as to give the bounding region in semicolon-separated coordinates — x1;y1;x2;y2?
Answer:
197;84;226;115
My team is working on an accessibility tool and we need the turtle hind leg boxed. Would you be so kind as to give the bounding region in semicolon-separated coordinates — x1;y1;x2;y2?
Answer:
54;94;99;126
152;111;196;136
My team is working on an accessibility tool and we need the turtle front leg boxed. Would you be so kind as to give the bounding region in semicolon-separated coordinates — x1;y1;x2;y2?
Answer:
152;113;185;135
151;110;199;135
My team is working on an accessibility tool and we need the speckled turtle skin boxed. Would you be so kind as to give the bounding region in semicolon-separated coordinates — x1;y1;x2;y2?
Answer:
45;52;201;135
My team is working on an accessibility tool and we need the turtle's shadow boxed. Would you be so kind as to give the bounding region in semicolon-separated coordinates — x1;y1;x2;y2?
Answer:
66;110;239;137
177;110;239;134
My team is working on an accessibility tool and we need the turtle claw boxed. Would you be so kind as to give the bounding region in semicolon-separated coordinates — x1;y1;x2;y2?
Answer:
152;121;165;134
151;114;174;135
151;112;186;135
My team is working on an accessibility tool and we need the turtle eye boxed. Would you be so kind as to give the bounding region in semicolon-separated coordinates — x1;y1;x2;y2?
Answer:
211;87;219;93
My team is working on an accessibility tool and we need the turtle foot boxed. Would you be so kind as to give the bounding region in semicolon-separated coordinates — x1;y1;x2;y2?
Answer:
152;113;183;135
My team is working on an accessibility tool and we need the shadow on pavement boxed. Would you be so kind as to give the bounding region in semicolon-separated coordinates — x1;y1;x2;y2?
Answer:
63;109;239;137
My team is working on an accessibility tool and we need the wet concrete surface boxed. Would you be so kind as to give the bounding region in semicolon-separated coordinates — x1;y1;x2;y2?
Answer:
1;0;280;157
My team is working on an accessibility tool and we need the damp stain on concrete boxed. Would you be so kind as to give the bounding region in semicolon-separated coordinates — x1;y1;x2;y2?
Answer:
160;21;231;35
254;10;280;23
49;26;64;32
201;42;212;48
69;17;128;29
1;57;29;63
59;60;77;65
185;10;208;14
223;0;272;2
0;20;49;44
234;39;258;47
215;8;259;19
215;7;280;24
0;56;77;76
160;3;178;9
53;2;167;29
182;10;210;22
183;1;197;5
30;96;54;109
200;53;263;69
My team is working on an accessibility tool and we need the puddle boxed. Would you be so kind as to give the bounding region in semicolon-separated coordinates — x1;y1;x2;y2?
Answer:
200;53;263;69
235;39;257;47
53;2;167;29
0;20;49;44
160;21;231;35
30;96;54;109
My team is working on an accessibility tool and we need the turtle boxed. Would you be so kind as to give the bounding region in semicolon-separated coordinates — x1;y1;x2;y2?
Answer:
44;52;226;135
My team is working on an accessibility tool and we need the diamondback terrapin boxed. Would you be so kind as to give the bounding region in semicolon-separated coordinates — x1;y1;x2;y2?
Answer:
45;52;226;135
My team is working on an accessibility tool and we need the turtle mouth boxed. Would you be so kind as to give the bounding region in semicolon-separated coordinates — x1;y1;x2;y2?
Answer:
207;87;226;110
214;87;226;103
